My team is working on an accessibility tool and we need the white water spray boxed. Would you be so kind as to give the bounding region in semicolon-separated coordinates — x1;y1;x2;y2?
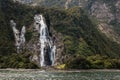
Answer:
34;14;56;67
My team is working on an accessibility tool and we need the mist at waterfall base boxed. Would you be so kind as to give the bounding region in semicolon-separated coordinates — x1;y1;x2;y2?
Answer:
11;14;56;67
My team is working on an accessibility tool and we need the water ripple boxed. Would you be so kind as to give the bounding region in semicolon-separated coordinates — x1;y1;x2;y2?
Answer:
0;70;120;80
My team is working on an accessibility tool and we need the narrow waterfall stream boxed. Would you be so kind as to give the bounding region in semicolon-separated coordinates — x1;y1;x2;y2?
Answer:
34;14;56;67
10;20;26;53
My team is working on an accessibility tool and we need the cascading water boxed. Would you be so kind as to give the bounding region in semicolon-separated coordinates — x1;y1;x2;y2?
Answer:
20;26;26;46
10;15;55;67
10;20;20;53
51;45;56;66
34;14;56;67
10;20;26;53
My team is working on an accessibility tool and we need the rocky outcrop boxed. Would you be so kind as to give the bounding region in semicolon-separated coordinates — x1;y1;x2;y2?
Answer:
26;28;40;65
89;1;114;23
50;27;64;65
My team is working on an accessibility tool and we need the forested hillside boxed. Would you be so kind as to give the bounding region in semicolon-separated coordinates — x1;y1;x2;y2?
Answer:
0;0;120;69
20;0;120;44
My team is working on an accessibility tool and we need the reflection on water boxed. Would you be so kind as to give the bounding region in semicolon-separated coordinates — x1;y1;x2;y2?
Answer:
0;70;120;80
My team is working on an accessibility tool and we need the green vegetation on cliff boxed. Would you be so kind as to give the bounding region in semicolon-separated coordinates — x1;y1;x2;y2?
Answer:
0;0;120;69
66;55;120;69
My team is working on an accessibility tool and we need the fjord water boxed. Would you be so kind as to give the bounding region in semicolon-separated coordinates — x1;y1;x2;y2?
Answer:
0;70;120;80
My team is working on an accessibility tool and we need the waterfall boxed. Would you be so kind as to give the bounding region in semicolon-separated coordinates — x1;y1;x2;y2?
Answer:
10;14;56;67
34;14;56;67
51;45;56;66
20;26;26;46
65;0;72;9
10;20;26;53
19;26;26;51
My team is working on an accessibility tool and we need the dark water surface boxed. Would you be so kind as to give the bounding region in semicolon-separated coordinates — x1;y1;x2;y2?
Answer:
0;69;120;80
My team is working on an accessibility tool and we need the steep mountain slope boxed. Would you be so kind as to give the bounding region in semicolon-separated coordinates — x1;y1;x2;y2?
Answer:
0;0;120;69
16;0;120;44
87;0;120;43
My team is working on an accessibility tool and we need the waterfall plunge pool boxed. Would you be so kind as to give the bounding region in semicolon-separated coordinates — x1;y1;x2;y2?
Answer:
0;69;120;80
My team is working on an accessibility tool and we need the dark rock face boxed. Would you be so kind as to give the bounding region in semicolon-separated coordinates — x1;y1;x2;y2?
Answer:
51;28;64;65
44;44;52;66
26;29;40;65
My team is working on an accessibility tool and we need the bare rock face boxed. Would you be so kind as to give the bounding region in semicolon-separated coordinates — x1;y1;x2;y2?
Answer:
89;1;114;23
88;0;120;44
50;27;64;65
26;29;40;65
